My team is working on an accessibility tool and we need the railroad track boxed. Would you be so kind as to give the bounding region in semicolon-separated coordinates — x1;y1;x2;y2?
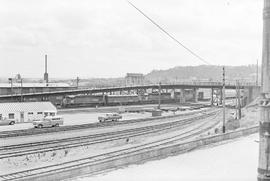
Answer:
0;110;220;159
0;110;221;181
0;109;211;138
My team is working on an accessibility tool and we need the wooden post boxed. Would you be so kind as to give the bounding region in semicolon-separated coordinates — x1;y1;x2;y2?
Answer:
258;1;270;180
158;82;161;109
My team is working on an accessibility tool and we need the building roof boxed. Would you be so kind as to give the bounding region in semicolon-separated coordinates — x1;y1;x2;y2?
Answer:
0;102;56;113
0;83;71;88
126;73;144;77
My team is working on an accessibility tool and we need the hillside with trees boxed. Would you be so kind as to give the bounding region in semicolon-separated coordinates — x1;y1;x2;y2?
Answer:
145;65;259;84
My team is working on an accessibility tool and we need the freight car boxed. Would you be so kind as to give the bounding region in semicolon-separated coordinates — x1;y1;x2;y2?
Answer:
61;92;191;108
22;95;65;108
106;95;140;106
145;93;174;104
62;95;106;108
47;95;65;107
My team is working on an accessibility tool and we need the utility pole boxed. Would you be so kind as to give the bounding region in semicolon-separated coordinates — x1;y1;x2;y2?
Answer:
76;77;79;89
257;59;259;86
158;82;161;109
20;78;23;102
222;66;226;133
258;0;270;180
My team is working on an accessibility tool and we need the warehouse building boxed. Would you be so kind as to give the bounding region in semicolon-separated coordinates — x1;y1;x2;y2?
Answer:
0;82;75;95
125;73;145;86
0;102;57;123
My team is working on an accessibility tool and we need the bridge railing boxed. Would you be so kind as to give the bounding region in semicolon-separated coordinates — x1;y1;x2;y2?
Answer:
143;81;258;87
80;81;258;90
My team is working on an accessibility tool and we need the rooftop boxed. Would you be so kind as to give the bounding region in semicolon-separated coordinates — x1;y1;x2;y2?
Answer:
0;102;56;113
0;83;71;88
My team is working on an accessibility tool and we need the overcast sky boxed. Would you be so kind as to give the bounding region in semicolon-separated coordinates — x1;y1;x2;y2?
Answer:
0;0;263;78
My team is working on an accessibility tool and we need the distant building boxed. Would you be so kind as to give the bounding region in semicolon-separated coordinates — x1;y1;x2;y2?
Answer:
125;73;144;86
0;102;57;123
0;82;75;95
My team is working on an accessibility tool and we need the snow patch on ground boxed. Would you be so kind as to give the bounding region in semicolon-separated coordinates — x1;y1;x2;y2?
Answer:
73;134;258;181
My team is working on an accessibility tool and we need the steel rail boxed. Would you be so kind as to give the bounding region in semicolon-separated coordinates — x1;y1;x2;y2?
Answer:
0;110;219;159
0;108;211;138
0;111;221;181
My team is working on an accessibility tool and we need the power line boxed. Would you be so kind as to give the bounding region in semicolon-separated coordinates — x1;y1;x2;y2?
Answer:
127;1;211;65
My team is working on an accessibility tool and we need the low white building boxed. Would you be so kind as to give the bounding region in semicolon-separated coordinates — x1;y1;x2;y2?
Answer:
0;102;57;123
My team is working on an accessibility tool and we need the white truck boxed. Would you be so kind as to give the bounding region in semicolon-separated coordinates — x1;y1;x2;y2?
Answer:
98;113;122;122
33;115;64;128
0;118;16;126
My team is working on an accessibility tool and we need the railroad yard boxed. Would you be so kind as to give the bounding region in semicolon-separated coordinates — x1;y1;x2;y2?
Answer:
0;101;259;181
1;0;266;180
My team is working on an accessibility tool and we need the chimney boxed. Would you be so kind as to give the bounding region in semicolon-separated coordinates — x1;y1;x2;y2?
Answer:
43;54;49;84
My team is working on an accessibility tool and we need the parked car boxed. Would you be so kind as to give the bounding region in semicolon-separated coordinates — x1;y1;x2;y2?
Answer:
33;115;64;128
0;118;16;126
98;113;122;122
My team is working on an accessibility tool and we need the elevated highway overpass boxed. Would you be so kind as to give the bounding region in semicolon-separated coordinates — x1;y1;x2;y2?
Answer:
0;81;260;106
0;81;259;97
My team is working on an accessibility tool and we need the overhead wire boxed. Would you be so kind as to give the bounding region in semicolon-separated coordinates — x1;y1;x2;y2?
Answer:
127;1;212;65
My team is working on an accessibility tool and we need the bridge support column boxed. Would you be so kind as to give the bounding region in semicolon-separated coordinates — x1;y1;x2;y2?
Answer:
210;88;214;106
180;89;185;104
193;88;198;102
170;89;175;100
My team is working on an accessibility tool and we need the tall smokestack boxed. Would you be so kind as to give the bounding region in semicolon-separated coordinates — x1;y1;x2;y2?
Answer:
45;54;47;73
258;1;270;180
43;54;49;84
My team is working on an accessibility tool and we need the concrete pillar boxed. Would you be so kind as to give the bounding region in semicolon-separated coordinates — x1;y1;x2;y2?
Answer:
180;89;185;104
171;89;175;99
210;88;214;106
193;88;198;102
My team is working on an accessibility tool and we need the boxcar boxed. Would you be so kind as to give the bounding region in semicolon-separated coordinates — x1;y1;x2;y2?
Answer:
63;95;106;107
147;93;172;103
107;95;140;105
